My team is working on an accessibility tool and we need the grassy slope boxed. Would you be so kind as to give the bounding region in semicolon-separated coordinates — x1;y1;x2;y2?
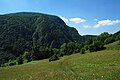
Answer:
0;42;120;80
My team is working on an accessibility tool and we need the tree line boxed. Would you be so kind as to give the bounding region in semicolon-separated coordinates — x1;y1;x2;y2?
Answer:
1;32;120;67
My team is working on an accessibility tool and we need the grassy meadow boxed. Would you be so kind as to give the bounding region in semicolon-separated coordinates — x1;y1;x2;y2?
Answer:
0;41;120;80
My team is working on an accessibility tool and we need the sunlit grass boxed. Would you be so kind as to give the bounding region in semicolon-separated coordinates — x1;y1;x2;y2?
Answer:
0;42;120;80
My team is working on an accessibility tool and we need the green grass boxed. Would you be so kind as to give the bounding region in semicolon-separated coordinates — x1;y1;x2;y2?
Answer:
0;41;120;80
105;41;120;50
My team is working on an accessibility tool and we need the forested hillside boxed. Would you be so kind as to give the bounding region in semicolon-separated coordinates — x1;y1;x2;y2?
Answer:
0;12;119;66
0;12;85;65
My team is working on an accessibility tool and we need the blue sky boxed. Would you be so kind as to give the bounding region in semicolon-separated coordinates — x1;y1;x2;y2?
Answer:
0;0;120;35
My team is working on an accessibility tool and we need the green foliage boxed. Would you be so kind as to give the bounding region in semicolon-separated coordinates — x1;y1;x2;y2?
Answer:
114;34;120;41
0;12;120;65
0;12;84;64
81;48;85;54
1;45;120;80
85;32;120;52
2;60;16;67
31;45;53;60
105;41;120;50
8;61;16;66
49;54;59;62
52;48;64;57
84;35;97;39
0;51;15;65
17;55;23;65
97;32;110;43
22;51;32;62
57;52;64;57
84;38;94;50
85;38;94;45
89;41;105;52
104;36;115;44
60;42;83;55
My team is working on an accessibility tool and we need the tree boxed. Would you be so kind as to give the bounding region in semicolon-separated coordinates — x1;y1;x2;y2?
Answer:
31;45;53;60
81;48;85;54
104;37;115;44
22;51;32;62
60;42;82;55
89;41;105;52
31;45;40;60
115;34;120;41
49;54;59;62
97;32;110;43
17;55;23;64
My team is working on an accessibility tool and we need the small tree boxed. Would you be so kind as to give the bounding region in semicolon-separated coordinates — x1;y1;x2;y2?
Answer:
81;48;85;54
49;54;59;62
22;51;32;62
88;41;105;52
104;37;115;44
17;55;23;64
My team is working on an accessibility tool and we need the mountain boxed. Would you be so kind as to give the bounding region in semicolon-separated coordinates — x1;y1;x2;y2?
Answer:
114;30;120;35
0;12;83;57
83;35;97;41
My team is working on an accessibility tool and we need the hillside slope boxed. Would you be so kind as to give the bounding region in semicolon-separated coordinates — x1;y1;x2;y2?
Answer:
0;12;83;58
0;41;120;80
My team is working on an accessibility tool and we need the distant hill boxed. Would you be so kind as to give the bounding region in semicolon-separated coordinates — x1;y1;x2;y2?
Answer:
114;30;120;35
83;35;97;41
0;12;84;56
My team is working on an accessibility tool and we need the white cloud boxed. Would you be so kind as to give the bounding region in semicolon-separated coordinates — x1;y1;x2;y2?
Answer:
59;16;68;23
69;18;86;23
84;19;120;29
83;25;92;28
59;16;86;24
93;19;120;28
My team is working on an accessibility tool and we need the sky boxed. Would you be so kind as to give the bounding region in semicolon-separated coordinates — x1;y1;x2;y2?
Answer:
0;0;120;35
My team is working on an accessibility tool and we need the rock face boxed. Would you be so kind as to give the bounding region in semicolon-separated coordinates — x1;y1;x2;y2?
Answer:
0;12;83;56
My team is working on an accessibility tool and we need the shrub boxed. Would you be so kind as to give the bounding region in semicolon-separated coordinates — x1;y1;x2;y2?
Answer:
49;54;59;62
81;48;85;54
57;52;64;57
8;61;16;66
22;51;32;62
104;37;115;44
60;42;82;55
17;55;23;64
89;41;105;52
31;46;53;60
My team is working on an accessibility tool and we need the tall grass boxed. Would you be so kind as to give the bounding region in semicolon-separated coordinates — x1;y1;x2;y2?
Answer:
0;41;120;80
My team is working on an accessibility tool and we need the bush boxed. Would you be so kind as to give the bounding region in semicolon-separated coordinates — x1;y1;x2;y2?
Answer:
8;61;16;66
60;42;82;55
49;54;59;62
104;37;115;44
89;41;105;52
22;51;32;62
0;51;15;65
97;32;110;43
31;46;53;60
17;55;23;64
9;62;16;66
81;48;85;54
57;52;64;57
115;34;120;41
